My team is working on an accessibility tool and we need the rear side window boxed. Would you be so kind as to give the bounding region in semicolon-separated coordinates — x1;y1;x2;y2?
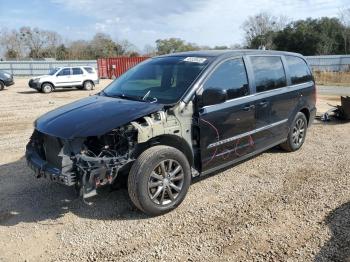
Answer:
57;68;71;76
84;67;94;74
286;56;312;85
250;56;287;93
203;58;249;100
72;68;83;75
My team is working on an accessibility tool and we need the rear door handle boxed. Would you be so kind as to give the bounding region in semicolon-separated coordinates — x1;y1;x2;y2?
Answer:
243;104;255;111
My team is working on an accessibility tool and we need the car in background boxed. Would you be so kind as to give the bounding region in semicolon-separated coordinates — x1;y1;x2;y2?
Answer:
28;66;99;93
0;70;14;91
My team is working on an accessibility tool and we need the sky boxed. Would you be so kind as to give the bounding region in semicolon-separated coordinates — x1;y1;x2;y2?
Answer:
0;0;349;51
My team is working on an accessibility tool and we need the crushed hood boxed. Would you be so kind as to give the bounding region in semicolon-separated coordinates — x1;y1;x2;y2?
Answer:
35;95;163;139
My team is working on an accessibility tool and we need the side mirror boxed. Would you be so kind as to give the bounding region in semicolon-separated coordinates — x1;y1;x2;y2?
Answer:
202;88;227;107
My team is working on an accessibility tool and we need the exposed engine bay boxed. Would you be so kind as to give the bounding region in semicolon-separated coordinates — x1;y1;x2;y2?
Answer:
26;102;195;199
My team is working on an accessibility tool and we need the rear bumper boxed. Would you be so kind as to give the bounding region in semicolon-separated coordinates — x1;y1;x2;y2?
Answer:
309;106;317;126
93;79;99;85
25;143;76;186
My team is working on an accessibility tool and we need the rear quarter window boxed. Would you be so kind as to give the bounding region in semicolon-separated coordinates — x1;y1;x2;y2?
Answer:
250;56;287;93
84;67;95;74
285;56;313;85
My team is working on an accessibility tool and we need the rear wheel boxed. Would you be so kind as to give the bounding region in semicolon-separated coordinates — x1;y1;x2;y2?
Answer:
41;83;53;93
0;81;4;91
128;145;191;216
280;112;308;152
83;81;94;91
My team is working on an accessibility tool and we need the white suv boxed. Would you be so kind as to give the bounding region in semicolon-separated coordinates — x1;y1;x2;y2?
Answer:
29;66;99;93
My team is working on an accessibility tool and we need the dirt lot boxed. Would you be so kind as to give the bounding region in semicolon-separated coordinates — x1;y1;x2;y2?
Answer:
0;78;349;262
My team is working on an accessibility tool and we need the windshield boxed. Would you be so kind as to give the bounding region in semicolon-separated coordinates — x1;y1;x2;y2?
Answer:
49;68;60;75
103;56;211;104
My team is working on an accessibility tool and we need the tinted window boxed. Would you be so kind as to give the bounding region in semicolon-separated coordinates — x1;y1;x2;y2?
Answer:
251;56;287;92
84;67;94;73
58;68;71;76
203;59;249;99
286;56;312;85
72;68;83;75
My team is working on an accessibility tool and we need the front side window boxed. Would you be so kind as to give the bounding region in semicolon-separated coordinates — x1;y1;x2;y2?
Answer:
103;56;211;104
203;58;249;100
72;68;83;75
251;56;287;93
286;56;312;85
57;68;71;76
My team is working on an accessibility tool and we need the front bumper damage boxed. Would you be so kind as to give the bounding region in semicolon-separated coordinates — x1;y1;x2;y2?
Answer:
25;128;136;198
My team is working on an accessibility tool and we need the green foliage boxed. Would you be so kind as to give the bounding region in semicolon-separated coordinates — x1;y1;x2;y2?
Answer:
56;44;68;60
249;17;348;55
155;38;199;55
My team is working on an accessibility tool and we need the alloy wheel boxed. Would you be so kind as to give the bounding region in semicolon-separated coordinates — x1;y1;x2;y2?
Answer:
292;118;305;146
148;159;184;205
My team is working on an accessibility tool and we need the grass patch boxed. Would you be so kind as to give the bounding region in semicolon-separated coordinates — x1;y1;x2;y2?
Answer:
313;71;350;86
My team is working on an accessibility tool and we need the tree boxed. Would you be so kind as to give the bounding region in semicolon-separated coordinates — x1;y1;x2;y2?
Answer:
56;44;68;60
143;44;157;56
0;28;25;59
213;45;229;50
67;40;92;60
18;27;62;59
273;17;345;55
242;12;288;49
155;38;199;55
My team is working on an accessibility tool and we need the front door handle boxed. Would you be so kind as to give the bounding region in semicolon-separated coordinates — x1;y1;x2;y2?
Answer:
258;101;268;107
243;104;255;111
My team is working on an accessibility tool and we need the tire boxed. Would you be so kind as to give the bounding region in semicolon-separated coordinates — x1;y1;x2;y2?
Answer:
128;145;191;216
0;81;4;91
83;80;94;91
280;112;308;152
41;83;53;93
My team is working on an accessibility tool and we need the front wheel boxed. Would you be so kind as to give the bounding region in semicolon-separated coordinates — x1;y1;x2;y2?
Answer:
280;112;308;152
41;83;53;93
128;145;191;216
0;81;4;91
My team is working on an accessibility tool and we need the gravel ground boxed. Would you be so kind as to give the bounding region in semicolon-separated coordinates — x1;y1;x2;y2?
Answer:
0;78;349;262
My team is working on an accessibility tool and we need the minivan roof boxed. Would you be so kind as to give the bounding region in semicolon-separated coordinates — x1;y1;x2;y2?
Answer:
157;49;304;59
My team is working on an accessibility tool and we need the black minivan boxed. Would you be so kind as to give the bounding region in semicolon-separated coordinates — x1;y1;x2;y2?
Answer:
26;50;316;215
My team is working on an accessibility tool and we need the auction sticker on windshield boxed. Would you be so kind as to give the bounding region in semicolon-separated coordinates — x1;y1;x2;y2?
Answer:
183;57;207;63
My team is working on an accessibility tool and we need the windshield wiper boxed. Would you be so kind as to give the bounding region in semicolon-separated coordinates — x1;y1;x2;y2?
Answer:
142;90;151;100
102;92;158;103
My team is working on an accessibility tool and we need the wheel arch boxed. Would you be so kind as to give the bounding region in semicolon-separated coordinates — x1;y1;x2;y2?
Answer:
41;81;55;89
300;107;310;124
83;79;94;85
140;134;194;167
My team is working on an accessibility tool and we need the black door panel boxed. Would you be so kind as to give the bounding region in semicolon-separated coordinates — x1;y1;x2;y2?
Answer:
198;58;255;171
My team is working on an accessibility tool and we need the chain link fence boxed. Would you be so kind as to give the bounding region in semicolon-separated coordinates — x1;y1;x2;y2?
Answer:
306;55;350;72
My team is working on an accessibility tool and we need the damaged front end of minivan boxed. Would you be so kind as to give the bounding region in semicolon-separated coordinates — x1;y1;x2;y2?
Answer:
25;98;195;199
